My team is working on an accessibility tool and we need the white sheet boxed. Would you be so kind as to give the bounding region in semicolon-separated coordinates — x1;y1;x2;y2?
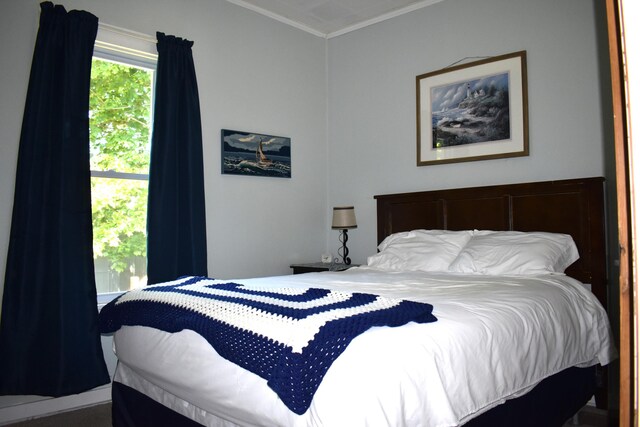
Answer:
111;268;616;427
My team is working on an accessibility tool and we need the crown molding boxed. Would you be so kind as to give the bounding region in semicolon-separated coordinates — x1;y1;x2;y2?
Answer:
224;0;445;39
224;0;327;38
327;0;445;38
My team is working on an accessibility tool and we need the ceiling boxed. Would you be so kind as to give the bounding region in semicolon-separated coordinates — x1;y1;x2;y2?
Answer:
225;0;444;38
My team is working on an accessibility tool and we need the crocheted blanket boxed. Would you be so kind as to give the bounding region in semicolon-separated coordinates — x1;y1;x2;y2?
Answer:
99;276;437;414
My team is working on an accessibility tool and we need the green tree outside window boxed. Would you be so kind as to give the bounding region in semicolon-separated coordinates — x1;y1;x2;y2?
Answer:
89;58;153;293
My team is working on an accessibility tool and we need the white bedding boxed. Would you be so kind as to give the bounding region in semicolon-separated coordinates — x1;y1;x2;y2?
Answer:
111;267;616;427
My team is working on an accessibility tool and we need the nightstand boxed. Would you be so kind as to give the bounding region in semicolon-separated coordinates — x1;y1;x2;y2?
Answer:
289;262;358;274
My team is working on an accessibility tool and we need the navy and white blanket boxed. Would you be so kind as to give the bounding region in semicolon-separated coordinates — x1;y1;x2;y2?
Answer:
99;276;437;414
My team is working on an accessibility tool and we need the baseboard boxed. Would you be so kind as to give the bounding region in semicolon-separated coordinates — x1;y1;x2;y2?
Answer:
0;384;111;425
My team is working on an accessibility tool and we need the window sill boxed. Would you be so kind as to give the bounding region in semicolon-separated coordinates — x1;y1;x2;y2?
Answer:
97;291;124;311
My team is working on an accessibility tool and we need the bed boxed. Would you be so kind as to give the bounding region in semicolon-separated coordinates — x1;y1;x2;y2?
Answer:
100;176;615;427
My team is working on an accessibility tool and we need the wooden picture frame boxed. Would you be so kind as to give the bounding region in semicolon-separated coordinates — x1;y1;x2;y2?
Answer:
416;50;528;166
221;129;291;178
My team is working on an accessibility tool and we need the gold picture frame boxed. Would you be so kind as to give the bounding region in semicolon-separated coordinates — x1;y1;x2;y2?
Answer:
416;50;528;166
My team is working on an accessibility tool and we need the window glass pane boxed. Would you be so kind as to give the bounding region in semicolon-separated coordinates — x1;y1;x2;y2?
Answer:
89;58;153;174
90;54;153;296
92;177;148;293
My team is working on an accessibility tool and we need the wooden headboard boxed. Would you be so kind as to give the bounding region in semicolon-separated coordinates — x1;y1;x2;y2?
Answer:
374;177;607;309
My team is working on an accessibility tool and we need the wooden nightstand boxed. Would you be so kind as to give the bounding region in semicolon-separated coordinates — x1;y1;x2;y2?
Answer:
289;262;358;274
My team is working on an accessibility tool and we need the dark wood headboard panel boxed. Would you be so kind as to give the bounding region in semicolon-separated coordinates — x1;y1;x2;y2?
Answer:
374;177;607;308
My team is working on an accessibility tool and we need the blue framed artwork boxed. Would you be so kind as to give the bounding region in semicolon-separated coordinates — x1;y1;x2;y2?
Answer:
221;129;291;178
416;50;528;166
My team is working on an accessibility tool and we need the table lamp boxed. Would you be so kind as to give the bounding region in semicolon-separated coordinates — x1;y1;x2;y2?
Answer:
331;206;357;265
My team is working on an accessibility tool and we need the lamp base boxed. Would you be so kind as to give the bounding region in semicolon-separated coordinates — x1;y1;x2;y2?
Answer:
338;229;351;265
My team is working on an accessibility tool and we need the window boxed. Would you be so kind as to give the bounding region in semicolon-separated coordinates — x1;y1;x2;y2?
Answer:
90;25;157;296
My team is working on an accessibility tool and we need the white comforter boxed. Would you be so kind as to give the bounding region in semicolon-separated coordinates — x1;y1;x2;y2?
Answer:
111;267;616;427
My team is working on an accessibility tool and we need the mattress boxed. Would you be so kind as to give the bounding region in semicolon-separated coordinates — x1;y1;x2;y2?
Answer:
109;267;616;427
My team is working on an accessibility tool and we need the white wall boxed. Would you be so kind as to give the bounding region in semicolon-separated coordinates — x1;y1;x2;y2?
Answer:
0;0;613;421
327;0;610;265
0;0;326;420
0;0;328;305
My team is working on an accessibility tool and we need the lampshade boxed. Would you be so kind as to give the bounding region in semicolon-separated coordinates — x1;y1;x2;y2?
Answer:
331;206;357;229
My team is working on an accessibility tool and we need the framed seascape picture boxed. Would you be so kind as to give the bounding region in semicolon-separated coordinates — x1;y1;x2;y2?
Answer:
221;129;291;178
416;50;528;166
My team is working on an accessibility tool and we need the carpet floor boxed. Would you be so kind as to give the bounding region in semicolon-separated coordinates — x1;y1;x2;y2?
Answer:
6;403;111;427
5;402;610;426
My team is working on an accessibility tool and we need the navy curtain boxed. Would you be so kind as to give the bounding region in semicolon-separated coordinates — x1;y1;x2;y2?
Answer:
147;32;208;285
0;2;109;396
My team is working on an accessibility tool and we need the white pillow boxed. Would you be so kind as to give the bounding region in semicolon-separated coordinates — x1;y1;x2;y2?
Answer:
367;230;472;272
448;230;579;275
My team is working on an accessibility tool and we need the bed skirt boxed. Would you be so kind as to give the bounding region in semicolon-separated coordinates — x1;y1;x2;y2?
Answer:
464;365;596;426
111;365;596;427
